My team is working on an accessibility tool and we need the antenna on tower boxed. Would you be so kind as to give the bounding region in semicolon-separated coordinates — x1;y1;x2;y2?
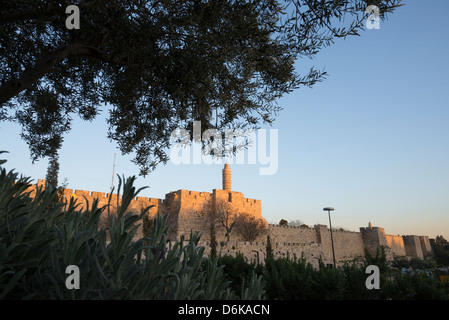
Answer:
110;153;116;192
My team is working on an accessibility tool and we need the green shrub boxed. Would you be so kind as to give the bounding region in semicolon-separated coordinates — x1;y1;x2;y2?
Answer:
216;253;265;297
382;273;449;300
216;247;448;300
263;255;357;299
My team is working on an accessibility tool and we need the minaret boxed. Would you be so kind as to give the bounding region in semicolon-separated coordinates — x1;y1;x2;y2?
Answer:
222;163;231;191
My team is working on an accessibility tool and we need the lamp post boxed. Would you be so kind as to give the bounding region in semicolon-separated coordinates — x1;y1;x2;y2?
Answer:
323;207;336;268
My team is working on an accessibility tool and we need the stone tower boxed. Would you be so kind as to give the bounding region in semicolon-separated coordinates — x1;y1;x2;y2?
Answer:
222;163;231;191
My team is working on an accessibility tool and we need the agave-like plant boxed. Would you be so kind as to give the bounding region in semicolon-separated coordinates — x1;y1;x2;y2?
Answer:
0;151;265;300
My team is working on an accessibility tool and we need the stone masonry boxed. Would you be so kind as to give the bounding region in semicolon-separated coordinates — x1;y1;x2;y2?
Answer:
28;164;432;268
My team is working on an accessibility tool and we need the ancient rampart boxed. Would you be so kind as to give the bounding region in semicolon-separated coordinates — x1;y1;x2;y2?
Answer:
28;162;432;267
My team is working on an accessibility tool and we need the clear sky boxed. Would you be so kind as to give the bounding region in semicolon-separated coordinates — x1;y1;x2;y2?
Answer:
1;1;448;240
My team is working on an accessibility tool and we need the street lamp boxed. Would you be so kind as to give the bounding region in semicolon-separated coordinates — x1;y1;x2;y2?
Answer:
323;207;336;268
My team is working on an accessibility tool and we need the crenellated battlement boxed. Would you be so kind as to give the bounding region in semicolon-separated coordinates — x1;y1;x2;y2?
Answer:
268;224;311;230
27;166;432;267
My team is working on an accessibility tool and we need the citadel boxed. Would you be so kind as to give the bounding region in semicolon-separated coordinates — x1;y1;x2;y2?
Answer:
32;164;432;268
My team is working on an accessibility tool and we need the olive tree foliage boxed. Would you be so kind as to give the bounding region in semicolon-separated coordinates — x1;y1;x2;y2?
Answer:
0;0;401;175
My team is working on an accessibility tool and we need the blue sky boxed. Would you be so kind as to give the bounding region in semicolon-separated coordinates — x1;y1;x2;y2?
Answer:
1;1;448;240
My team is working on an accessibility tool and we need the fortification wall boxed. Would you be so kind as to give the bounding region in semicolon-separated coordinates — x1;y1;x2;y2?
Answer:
403;235;424;259
198;240;326;269
59;186;163;239
385;234;406;257
171;188;265;241
163;191;181;239
315;225;365;263
173;189;213;240
27;179;432;263
213;189;263;219
360;227;388;256
268;224;317;244
267;224;365;264
420;236;432;257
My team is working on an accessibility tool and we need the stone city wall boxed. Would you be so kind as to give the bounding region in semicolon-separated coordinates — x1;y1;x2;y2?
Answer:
197;240;326;269
385;234;407;257
28;179;432;266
